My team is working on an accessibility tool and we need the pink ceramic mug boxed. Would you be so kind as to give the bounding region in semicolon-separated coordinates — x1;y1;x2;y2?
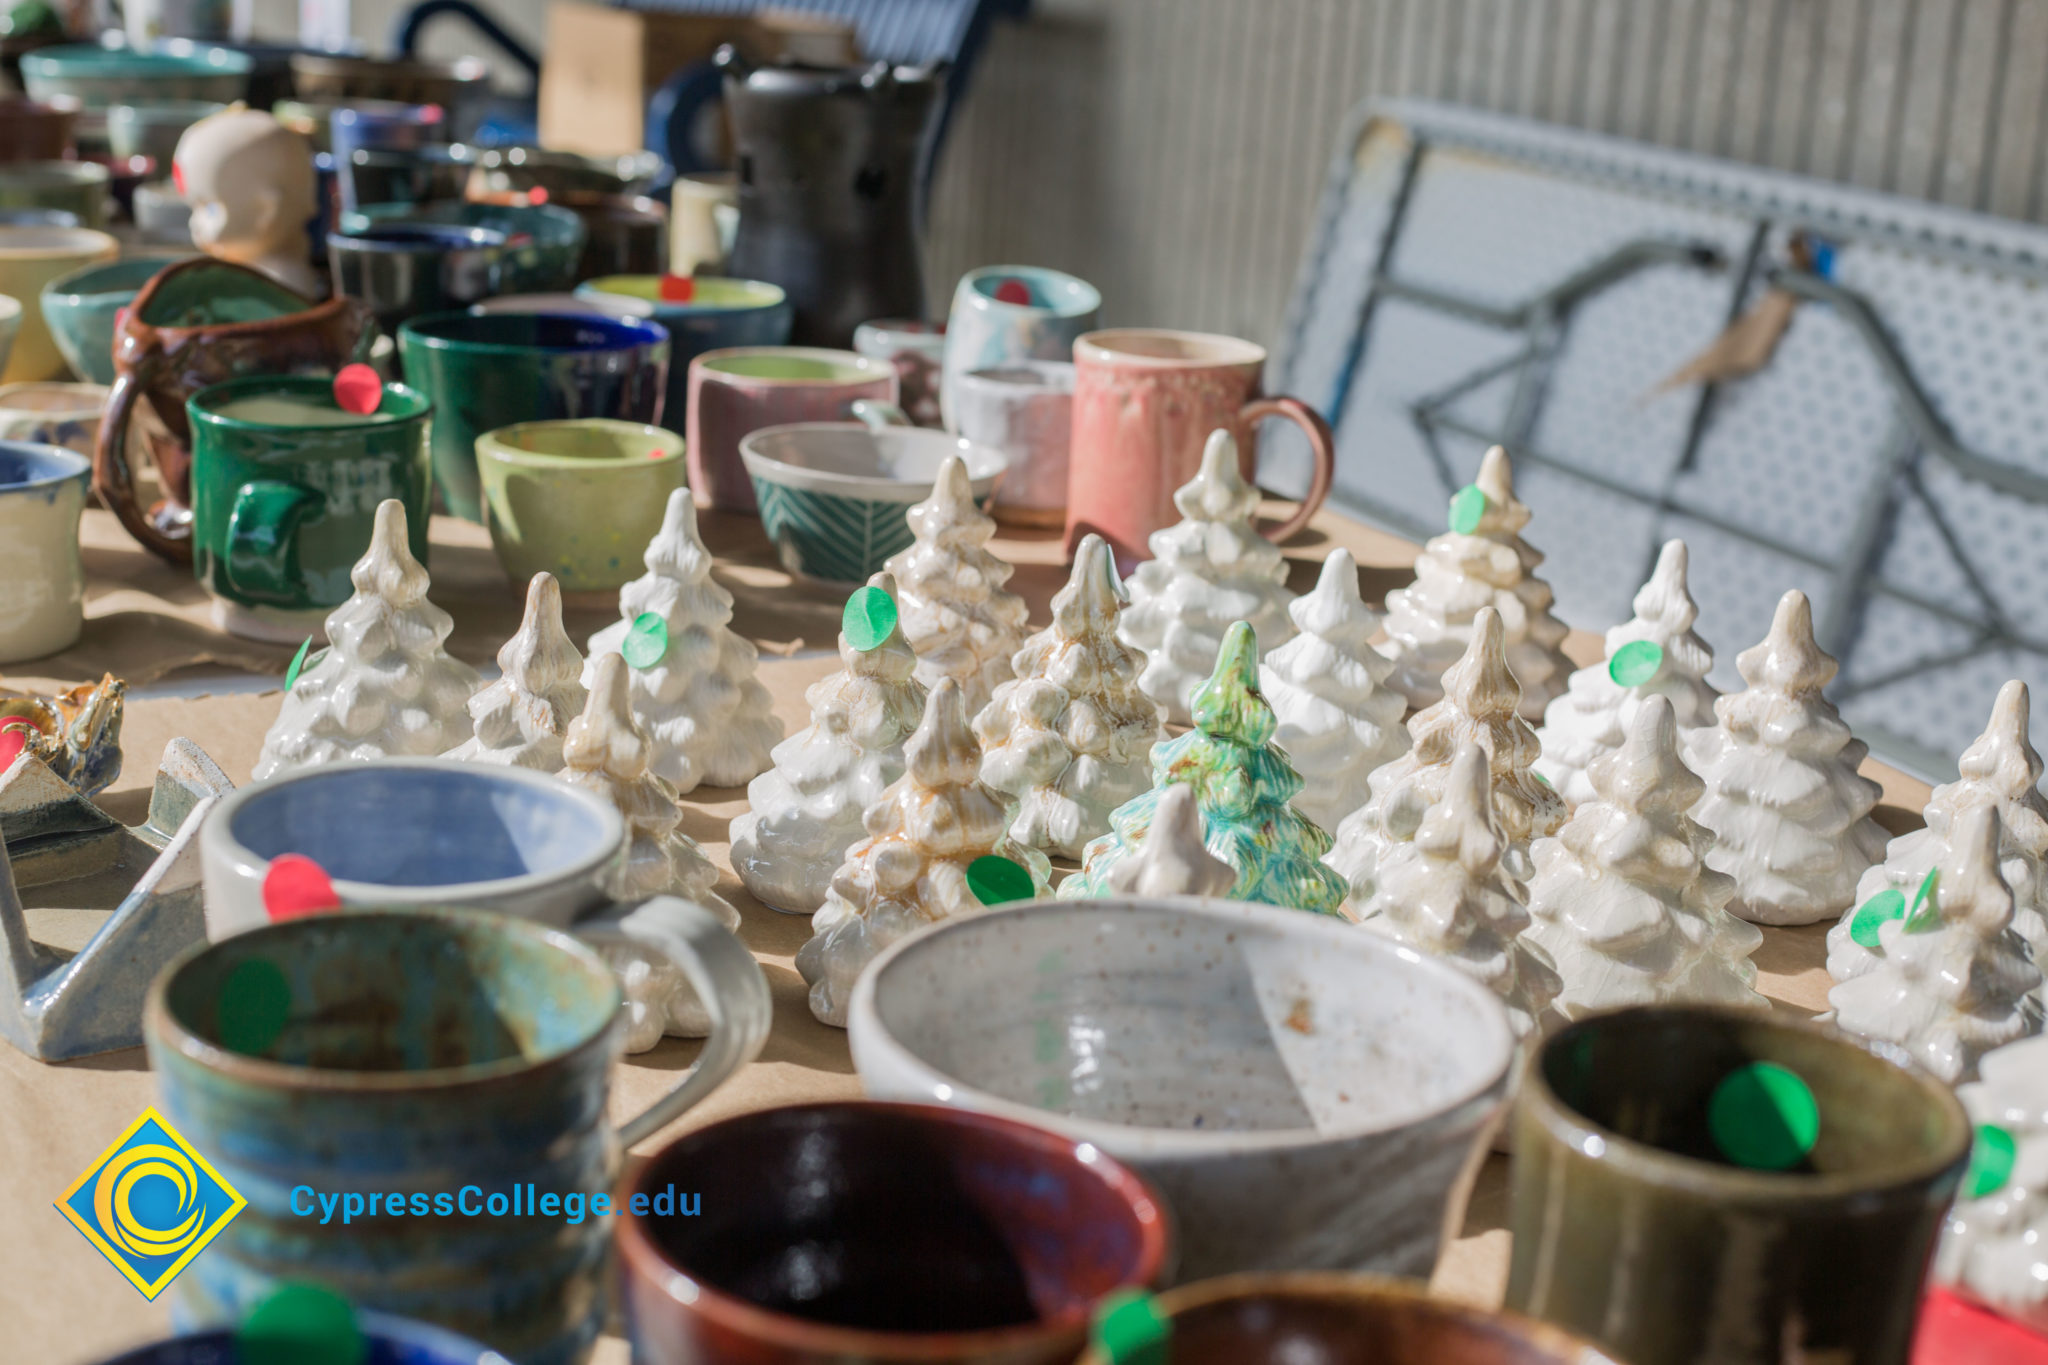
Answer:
1067;329;1335;563
686;346;898;510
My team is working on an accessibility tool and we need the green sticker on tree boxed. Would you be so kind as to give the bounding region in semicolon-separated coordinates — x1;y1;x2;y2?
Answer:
1092;1289;1170;1365
1447;483;1489;535
622;612;669;669
238;1283;367;1365
1708;1061;1820;1171
283;637;314;692
1848;888;1907;948
218;958;292;1057
1963;1123;2017;1199
1608;639;1665;688
1904;867;1941;933
967;855;1036;907
843;585;898;652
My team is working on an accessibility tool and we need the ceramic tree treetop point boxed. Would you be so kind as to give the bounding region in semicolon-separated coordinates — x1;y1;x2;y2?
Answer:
252;499;479;781
1262;548;1410;833
1828;802;2043;1083
1535;539;1720;808
1118;429;1298;725
1934;1034;2048;1333
1378;445;1574;722
1829;680;2048;998
883;455;1030;717
585;488;782;792
445;572;588;772
729;573;927;915
1524;695;1767;1023
1101;783;1236;898
974;533;1162;860
1061;620;1348;915
1686;589;1888;925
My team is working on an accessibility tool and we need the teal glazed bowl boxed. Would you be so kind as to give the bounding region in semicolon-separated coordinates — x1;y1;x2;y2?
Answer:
41;254;188;384
343;200;587;294
573;275;791;430
105;99;228;165
20;45;252;108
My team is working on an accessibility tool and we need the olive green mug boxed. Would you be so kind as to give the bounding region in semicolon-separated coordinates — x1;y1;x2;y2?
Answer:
475;418;686;592
188;373;433;643
1506;1005;1971;1365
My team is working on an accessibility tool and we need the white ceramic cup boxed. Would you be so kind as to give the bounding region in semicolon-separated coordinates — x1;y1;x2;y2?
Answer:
0;440;91;663
849;895;1516;1284
952;359;1074;527
0;380;110;456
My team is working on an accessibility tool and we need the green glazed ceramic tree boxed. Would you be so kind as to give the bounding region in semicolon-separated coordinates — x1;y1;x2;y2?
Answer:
1061;620;1347;915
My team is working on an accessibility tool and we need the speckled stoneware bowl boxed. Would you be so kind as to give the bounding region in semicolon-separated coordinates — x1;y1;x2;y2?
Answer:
848;896;1516;1284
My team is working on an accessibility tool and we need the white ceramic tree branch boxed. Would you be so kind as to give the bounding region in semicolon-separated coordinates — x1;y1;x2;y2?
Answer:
1100;783;1235;898
883;455;1030;716
253;499;478;780
444;572;587;771
1935;1034;2048;1332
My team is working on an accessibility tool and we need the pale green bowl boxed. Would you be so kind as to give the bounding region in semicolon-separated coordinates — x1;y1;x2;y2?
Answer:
476;418;687;591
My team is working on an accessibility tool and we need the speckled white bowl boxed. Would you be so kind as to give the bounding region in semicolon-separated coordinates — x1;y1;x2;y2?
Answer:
848;896;1515;1284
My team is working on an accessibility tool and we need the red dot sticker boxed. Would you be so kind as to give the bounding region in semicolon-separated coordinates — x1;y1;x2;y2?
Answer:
419;103;444;124
526;186;549;205
0;722;31;771
171;158;186;196
332;364;382;416
993;278;1031;305
262;853;342;921
659;274;696;303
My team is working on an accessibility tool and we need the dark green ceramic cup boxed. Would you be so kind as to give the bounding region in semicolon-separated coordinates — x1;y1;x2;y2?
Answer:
188;374;432;642
1506;1005;1971;1365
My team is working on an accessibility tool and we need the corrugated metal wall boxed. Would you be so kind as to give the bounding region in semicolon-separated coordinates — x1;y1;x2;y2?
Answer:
925;0;2048;342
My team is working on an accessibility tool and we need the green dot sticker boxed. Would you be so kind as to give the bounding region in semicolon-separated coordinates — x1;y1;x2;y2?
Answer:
621;612;669;669
1848;888;1907;948
1608;639;1665;688
1092;1289;1170;1365
1447;483;1489;535
283;636;314;692
217;958;292;1057
1903;867;1941;933
967;855;1036;907
1963;1123;2018;1199
843;585;899;652
1709;1061;1820;1171
238;1283;366;1365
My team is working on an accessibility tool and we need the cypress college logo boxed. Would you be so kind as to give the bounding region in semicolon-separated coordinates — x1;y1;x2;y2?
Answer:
55;1108;245;1299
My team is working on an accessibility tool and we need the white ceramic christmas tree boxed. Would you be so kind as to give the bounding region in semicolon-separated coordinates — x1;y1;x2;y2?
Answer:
974;533;1161;860
585;489;781;792
1379;446;1574;722
883;455;1030;716
444;572;587;771
729;574;927;915
1262;548;1410;832
252;499;479;780
1535;539;1721;807
1935;1034;2048;1333
1829;680;2048;995
1524;695;1767;1022
1119;429;1298;725
1686;589;1888;925
1828;804;2044;1083
1101;783;1236;898
1357;742;1560;1035
795;678;1052;1028
1327;605;1566;914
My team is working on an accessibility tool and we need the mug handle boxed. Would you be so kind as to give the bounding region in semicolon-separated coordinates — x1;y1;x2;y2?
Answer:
225;480;324;606
94;370;191;564
850;399;912;431
1239;396;1336;544
582;896;773;1149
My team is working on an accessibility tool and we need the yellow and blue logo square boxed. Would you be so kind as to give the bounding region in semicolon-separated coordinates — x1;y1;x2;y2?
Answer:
55;1107;244;1299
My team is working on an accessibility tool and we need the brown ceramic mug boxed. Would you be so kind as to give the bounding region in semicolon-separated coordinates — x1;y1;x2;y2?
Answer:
1506;1005;1972;1365
94;257;376;563
0;98;76;163
1067;328;1335;564
616;1100;1170;1365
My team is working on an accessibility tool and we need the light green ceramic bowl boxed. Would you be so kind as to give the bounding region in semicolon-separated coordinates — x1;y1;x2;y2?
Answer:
476;419;688;591
0;161;108;230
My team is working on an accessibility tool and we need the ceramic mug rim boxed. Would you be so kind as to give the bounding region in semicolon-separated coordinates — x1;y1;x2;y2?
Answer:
740;421;1007;500
41;253;188;304
22;43;253;76
694;345;888;386
848;895;1518;1155
1075;328;1266;370
574;275;786;315
187;372;432;432
477;417;686;470
0;380;110;420
145;905;626;1092
615;1099;1172;1357
0;226;118;260
958;264;1102;317
1518;1003;1974;1198
0;437;91;491
328;224;508;253
398;309;670;356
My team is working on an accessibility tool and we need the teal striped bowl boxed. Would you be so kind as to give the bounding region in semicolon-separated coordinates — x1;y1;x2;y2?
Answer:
741;422;1005;585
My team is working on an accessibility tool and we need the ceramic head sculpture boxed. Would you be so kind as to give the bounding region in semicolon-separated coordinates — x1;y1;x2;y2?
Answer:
1262;548;1411;831
1535;539;1721;807
1378;445;1574;721
1686;589;1888;924
1934;1034;2048;1333
445;573;588;772
1118;429;1298;724
730;572;927;914
1101;782;1235;898
975;533;1162;859
882;455;1030;715
174;107;322;299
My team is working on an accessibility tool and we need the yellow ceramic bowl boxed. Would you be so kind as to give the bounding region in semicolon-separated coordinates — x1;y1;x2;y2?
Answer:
0;227;118;383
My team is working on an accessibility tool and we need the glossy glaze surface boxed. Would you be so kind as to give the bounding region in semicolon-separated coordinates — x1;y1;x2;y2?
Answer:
574;275;792;434
476;419;687;591
939;267;1098;435
39;254;187;385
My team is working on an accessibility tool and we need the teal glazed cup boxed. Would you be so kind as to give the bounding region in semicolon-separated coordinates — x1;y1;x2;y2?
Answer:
187;373;432;643
40;254;187;385
572;275;792;432
1506;1005;1973;1365
146;906;770;1365
398;310;671;524
344;200;588;295
476;418;687;591
939;265;1099;433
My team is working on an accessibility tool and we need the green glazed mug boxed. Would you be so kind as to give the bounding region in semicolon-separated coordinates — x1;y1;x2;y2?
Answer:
188;373;433;643
475;418;686;592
